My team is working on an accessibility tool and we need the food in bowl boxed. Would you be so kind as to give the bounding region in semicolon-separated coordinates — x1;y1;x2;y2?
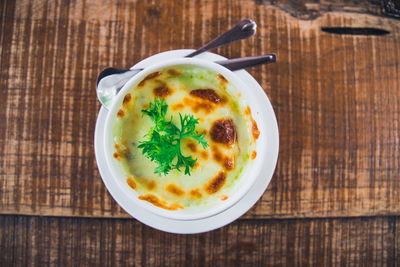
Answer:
111;64;259;212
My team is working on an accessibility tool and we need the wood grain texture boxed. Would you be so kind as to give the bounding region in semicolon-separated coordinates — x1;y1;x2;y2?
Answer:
0;215;398;266
1;0;400;219
256;0;400;20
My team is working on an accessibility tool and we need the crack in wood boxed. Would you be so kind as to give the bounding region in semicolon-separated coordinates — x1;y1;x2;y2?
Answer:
321;27;391;35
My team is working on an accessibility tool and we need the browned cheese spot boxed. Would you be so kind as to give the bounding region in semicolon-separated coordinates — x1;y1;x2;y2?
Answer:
190;89;222;103
126;177;137;190
252;119;260;140
187;142;197;152
200;151;209;160
171;103;184;111
210;119;236;145
183;97;214;114
167;68;182;76
245;106;260;140
142;103;149;110
166;184;185;197
213;152;222;162
138;194;183;210
117;109;125;118
193;161;200;170
153;86;171;98
224;157;234;171
251;151;257;160
217;74;228;87
212;146;223;162
147;180;157;191
245;106;251;116
212;146;234;171
138;71;161;87
123;93;132;107
189;189;203;199
205;172;226;194
221;195;229;201
114;143;130;160
169;203;184;210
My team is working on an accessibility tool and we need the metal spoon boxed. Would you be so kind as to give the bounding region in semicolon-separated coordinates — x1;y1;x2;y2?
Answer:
96;54;276;108
97;19;257;109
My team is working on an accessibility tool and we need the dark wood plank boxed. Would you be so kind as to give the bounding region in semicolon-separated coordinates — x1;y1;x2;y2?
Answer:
0;215;398;266
256;0;400;20
1;0;400;219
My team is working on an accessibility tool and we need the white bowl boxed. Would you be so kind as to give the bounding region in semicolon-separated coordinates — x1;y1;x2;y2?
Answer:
95;50;279;232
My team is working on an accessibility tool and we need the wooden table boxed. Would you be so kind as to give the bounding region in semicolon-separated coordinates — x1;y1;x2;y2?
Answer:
1;0;400;265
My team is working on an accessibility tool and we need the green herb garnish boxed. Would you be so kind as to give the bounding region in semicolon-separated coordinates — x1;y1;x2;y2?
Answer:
138;98;208;176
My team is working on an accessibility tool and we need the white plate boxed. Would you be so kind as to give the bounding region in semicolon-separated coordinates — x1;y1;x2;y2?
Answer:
94;49;279;234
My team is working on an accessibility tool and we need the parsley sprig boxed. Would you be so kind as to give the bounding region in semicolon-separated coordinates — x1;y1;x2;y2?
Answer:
138;98;208;176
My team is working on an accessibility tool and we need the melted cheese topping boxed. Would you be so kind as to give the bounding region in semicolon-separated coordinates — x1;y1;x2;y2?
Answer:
113;65;257;211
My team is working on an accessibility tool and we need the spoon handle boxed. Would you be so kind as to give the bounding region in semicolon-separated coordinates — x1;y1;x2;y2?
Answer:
185;19;256;58
217;54;276;71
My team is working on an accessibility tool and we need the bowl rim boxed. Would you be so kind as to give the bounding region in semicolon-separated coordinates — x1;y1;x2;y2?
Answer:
103;57;268;221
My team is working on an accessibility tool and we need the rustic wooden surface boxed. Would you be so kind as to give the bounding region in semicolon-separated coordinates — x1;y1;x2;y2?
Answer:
1;215;398;266
257;0;400;20
1;0;400;219
1;0;400;265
